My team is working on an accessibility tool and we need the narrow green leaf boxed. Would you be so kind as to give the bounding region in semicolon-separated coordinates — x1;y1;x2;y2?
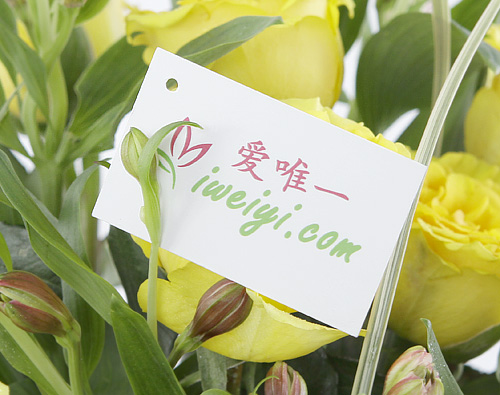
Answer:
110;296;186;395
0;222;61;295
70;37;147;136
177;16;284;66
356;12;484;136
422;319;464;395
59;165;105;375
75;0;110;24
339;0;368;53
197;348;228;392
0;22;49;118
27;223;121;325
66;84;142;163
90;325;133;395
59;165;99;261
376;0;427;27
0;230;13;271
0;313;71;395
0;0;16;31
107;227;148;313
201;390;231;395
452;0;490;31
0;150;123;324
61;26;94;117
442;323;500;363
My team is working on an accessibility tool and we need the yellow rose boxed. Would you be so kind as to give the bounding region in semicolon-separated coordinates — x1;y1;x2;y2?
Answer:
82;0;125;57
390;152;500;349
464;73;500;166
135;98;410;362
0;380;8;395
126;0;354;107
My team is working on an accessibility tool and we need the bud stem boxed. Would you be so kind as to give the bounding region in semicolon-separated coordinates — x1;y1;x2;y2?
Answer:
147;240;160;340
62;337;92;395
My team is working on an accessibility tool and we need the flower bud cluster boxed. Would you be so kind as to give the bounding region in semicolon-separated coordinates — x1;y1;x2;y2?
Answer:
383;346;444;395
265;361;307;395
0;271;78;338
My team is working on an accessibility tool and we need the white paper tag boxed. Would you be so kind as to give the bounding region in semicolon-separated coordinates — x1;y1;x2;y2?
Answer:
93;48;426;336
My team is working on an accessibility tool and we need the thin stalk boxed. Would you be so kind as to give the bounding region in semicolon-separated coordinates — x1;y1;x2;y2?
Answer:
21;96;44;159
45;61;68;157
351;1;500;393
431;0;451;156
38;161;64;216
82;155;100;266
65;339;91;395
147;240;159;340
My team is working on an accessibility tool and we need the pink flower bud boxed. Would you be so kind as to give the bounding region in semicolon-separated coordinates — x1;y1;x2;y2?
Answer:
189;278;253;342
265;362;308;395
0;271;77;337
168;279;253;366
383;346;444;395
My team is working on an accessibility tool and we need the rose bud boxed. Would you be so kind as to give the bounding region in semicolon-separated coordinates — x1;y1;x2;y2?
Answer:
265;361;308;395
0;271;78;337
383;346;444;395
168;279;253;365
120;127;151;181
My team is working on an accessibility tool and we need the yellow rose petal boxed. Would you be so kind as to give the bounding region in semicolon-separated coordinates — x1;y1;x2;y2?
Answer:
138;263;350;362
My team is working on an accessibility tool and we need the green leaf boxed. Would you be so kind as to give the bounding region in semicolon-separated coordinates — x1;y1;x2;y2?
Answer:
197;347;228;391
0;150;123;324
422;319;464;395
107;226;148;313
7;377;41;395
0;222;61;295
0;22;49;118
61;26;94;117
452;0;490;31
356;12;485;144
69;37;147;137
59;165;99;261
0;313;71;395
90;325;133;395
176;16;284;66
442;323;500;363
75;0;110;24
0;230;12;271
458;367;500;395
200;390;231;395
376;0;427;27
339;0;368;53
110;296;186;395
288;348;338;395
0;0;16;31
59;165;105;376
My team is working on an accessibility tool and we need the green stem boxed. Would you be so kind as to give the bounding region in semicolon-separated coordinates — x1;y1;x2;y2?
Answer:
38;161;64;216
351;1;500;394
21;96;44;159
81;155;100;266
0;313;72;395
26;0;53;52
65;339;91;395
431;0;451;157
45;61;68;157
147;240;159;340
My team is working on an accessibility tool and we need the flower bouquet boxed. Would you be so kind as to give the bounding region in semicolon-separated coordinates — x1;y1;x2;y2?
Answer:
1;0;500;394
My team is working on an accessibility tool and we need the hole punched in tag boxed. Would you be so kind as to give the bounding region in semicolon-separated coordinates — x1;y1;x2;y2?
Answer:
166;78;178;91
